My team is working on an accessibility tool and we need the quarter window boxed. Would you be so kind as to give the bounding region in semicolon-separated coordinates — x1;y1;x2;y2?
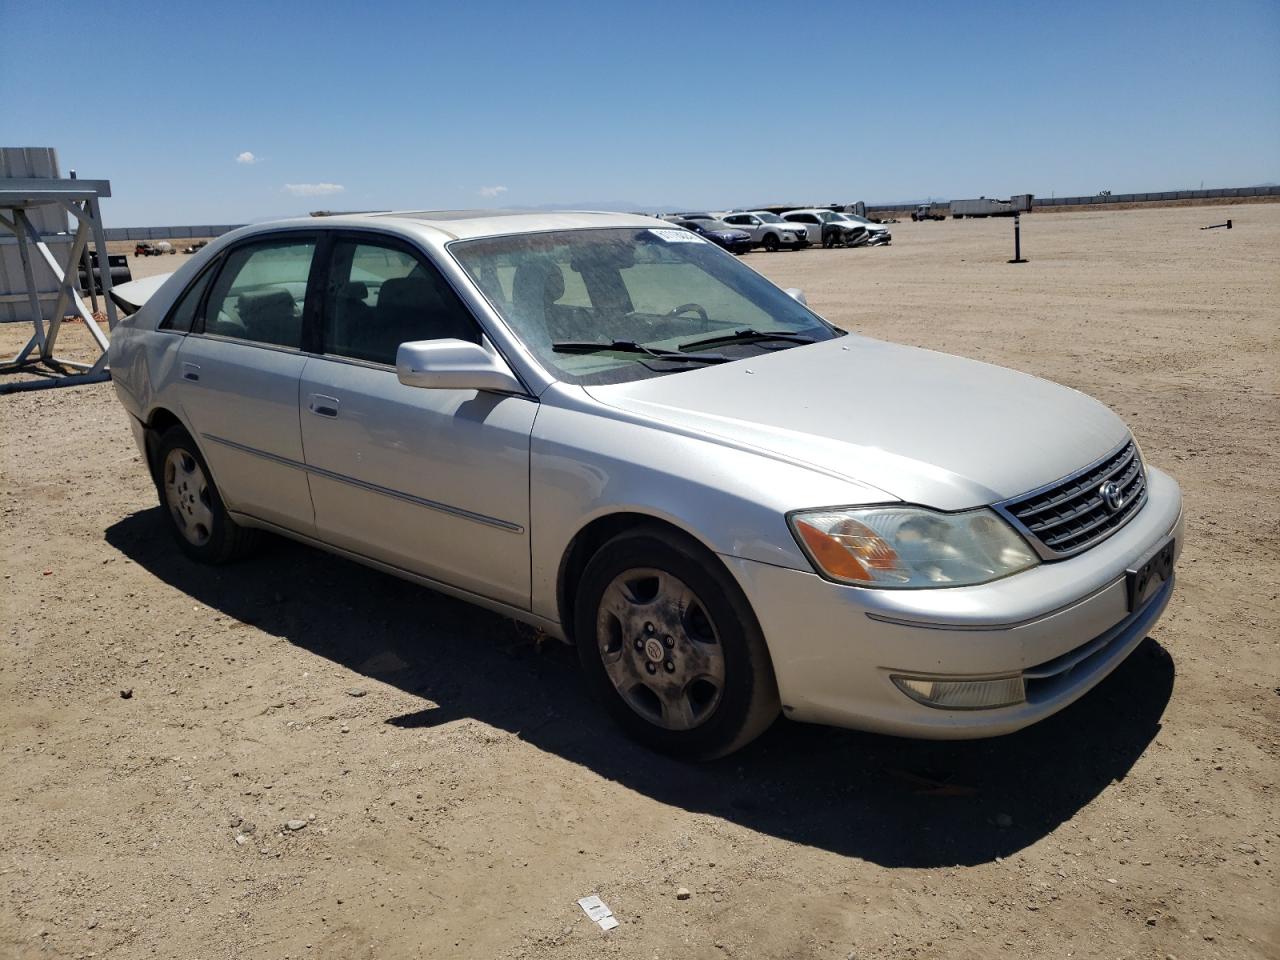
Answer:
322;239;480;366
201;239;316;348
160;264;216;333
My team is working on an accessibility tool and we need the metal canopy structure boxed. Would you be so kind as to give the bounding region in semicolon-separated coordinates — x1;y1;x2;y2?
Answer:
0;176;118;391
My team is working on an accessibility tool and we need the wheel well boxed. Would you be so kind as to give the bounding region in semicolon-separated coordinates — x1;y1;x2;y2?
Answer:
142;408;185;480
556;513;712;645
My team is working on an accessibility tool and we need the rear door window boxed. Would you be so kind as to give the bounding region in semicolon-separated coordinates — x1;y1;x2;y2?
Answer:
200;238;316;348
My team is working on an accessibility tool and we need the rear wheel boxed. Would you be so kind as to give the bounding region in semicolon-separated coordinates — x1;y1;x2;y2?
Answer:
154;426;259;564
575;527;780;759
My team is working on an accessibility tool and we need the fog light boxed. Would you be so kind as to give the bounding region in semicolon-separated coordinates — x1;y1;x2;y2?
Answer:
892;674;1025;710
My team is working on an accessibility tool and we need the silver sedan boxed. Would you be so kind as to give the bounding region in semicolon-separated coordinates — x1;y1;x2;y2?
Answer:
108;211;1182;758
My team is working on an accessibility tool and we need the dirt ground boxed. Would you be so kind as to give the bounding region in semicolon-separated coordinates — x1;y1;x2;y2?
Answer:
1;204;1277;960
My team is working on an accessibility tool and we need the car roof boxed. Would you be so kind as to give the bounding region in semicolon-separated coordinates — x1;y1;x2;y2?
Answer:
240;209;664;242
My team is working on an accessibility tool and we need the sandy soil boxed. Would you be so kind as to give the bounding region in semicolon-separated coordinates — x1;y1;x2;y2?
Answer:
1;205;1277;960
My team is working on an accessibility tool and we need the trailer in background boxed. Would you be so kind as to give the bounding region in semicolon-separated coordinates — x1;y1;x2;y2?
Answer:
951;195;1034;219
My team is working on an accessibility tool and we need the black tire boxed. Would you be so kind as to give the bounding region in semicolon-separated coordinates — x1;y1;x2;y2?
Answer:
152;425;259;564
762;233;779;252
574;526;780;759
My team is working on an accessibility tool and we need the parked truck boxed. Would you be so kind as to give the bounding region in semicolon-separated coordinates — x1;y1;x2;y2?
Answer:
912;202;947;221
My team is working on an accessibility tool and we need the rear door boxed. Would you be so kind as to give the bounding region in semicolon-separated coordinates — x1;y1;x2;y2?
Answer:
784;213;821;243
175;233;319;533
298;232;535;608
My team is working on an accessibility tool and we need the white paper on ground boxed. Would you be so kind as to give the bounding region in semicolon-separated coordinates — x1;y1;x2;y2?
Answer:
577;895;619;931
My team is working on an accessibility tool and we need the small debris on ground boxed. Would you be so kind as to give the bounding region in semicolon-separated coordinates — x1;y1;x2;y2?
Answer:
119;689;133;699
577;895;619;931
677;887;692;900
286;819;307;831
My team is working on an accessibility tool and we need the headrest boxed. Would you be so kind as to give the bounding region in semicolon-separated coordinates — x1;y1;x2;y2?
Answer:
379;276;444;313
237;289;293;321
513;261;565;306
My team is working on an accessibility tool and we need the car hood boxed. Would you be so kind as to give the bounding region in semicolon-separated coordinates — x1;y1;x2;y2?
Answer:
583;335;1130;510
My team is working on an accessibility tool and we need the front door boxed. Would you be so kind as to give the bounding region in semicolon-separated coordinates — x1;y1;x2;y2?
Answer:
298;233;536;608
176;233;319;533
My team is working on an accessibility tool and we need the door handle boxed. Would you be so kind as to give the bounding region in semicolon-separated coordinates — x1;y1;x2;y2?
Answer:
181;362;201;382
308;394;340;418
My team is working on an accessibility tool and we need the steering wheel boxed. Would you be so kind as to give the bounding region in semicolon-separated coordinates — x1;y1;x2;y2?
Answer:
665;302;709;321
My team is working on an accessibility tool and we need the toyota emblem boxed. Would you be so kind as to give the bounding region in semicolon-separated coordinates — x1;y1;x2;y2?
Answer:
1099;480;1125;512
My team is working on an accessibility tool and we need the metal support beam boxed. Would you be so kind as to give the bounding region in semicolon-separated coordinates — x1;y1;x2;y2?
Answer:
1;176;117;387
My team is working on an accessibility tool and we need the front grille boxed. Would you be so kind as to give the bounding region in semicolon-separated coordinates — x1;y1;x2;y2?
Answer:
995;440;1147;559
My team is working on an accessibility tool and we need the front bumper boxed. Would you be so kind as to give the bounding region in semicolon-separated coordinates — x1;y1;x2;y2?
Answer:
723;466;1184;739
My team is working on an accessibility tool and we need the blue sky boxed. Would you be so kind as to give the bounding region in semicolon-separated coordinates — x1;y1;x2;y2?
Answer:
3;0;1277;224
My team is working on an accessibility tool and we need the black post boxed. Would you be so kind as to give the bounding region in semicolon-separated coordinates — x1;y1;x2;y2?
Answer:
1008;213;1028;264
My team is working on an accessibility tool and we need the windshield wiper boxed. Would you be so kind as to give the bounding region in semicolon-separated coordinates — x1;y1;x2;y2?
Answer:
552;339;729;364
676;328;821;352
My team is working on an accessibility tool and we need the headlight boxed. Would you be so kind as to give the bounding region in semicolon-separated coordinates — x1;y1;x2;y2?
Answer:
788;506;1039;588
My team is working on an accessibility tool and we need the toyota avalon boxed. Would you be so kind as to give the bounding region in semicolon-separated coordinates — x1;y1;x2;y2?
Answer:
107;211;1182;758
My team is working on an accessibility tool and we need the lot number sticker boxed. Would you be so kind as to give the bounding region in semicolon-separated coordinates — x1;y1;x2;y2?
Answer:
648;228;706;243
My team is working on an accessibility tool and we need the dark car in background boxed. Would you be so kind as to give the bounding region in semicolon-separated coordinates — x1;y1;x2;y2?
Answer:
665;217;754;255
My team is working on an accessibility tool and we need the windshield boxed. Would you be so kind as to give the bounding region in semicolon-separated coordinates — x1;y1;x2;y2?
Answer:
699;220;736;232
449;227;839;385
816;211;842;222
845;214;873;225
754;212;784;223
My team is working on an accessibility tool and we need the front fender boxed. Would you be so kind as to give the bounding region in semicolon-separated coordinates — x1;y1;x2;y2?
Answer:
527;392;882;623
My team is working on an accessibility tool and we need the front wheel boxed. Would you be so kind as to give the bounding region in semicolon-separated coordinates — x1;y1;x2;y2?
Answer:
762;233;780;252
575;528;780;759
153;426;259;563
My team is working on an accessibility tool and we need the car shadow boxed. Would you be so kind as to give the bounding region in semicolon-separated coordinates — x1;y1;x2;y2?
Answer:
105;508;1175;868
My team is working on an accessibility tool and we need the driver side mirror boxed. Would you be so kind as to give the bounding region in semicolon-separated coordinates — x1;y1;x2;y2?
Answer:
396;339;525;394
784;288;808;306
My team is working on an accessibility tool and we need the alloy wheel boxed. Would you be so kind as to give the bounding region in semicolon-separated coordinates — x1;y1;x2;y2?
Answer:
595;567;726;731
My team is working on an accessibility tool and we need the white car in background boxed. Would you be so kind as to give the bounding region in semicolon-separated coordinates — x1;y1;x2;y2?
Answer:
839;212;892;245
720;212;810;252
781;208;868;247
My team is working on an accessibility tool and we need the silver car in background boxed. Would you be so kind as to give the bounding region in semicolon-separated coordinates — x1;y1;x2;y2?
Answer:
108;210;1183;758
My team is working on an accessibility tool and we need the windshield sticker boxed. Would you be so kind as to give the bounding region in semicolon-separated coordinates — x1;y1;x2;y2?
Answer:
648;228;706;244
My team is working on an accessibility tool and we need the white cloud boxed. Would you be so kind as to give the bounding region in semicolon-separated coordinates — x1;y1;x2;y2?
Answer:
235;151;259;165
478;185;508;198
282;182;345;197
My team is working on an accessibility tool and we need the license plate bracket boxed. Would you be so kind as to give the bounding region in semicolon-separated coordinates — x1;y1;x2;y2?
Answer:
1126;538;1175;612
